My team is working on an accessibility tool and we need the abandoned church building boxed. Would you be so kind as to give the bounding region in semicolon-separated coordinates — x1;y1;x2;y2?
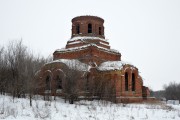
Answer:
36;15;150;103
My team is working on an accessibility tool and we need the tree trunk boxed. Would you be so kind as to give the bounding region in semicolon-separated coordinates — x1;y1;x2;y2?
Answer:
30;93;32;107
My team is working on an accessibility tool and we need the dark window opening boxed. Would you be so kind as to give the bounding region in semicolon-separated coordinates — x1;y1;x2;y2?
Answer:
86;79;89;91
88;23;92;33
86;75;89;91
132;73;135;91
56;76;62;89
76;24;80;34
46;76;51;90
125;72;128;91
99;27;101;35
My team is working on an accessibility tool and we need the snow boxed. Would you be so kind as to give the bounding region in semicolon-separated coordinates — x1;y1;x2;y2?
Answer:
67;41;109;47
68;36;107;42
99;41;109;46
44;59;90;71
44;59;136;72
44;59;135;72
55;43;120;54
55;44;91;53
167;100;179;105
98;61;135;71
0;95;180;120
67;41;81;45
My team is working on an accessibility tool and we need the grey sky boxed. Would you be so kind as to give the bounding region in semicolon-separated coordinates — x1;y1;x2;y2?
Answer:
0;0;180;91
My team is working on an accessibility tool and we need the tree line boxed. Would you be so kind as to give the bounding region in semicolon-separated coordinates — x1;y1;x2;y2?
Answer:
152;82;180;101
163;82;180;101
0;40;51;105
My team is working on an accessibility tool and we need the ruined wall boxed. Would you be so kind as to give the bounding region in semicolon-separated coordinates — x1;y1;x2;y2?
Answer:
87;65;144;103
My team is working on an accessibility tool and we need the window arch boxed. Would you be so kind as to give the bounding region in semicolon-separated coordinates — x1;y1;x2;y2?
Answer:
56;75;62;89
76;24;80;34
132;73;135;91
125;72;128;91
46;76;51;90
88;23;92;33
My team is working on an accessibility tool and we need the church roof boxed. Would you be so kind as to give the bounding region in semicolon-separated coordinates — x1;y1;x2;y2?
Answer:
98;61;136;71
45;59;136;72
44;59;90;71
72;15;104;23
55;43;120;54
68;36;107;42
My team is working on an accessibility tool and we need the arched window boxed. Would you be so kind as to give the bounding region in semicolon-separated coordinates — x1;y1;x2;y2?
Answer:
125;72;128;91
99;27;101;35
76;24;80;34
46;76;51;90
132;73;135;91
56;75;62;89
88;23;92;33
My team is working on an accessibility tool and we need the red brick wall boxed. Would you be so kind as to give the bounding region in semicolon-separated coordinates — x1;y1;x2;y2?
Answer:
38;62;147;103
142;86;150;98
87;66;144;103
66;40;110;49
120;66;143;97
71;16;105;38
53;46;121;65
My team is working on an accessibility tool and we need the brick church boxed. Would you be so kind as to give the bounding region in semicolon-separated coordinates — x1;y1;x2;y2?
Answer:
36;15;150;103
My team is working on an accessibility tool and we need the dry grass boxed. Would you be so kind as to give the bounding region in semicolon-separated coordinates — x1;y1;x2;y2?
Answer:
141;100;174;110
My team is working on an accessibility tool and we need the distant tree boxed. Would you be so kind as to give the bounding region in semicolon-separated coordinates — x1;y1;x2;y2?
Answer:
148;88;154;97
164;82;180;101
0;46;7;95
153;90;165;99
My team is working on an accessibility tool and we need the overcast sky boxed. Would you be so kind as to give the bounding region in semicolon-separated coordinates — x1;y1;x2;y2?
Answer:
0;0;180;91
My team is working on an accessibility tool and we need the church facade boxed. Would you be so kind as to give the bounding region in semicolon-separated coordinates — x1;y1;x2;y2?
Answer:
36;16;150;103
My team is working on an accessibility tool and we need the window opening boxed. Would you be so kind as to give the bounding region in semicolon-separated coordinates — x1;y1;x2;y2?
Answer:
46;76;51;90
56;75;62;89
76;24;80;34
125;72;128;91
99;27;101;35
88;23;92;33
132;73;135;91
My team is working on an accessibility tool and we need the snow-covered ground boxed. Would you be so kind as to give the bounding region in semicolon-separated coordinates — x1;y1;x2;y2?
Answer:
0;95;180;120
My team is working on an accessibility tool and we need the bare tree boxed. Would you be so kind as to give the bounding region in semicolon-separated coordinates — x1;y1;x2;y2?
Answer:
164;82;180;101
7;40;37;99
0;40;47;104
63;61;85;104
86;72;117;103
0;46;7;95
